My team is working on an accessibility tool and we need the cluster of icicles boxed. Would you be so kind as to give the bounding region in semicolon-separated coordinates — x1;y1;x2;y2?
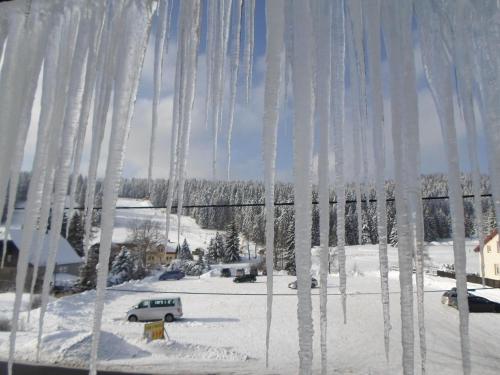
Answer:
0;1;499;375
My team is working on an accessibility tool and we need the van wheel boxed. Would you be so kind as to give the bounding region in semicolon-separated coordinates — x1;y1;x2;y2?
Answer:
164;314;174;323
128;315;138;322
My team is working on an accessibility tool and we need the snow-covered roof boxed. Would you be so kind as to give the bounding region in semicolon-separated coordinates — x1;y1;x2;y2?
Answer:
1;228;83;266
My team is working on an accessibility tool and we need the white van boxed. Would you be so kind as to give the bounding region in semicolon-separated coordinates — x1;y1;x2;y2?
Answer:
127;297;183;322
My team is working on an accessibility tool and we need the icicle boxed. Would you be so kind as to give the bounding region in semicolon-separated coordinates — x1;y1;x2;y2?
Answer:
204;0;216;133
291;1;315;373
262;0;284;367
312;1;332;373
0;14;48;270
89;2;153;374
332;0;347;325
347;0;369;245
66;8;106;239
452;1;486;286
226;0;243;180
242;0;255;103
36;7;92;360
148;0;169;195
83;3;126;258
381;2;415;373
417;1;471;374
174;0;202;262
9;7;74;372
363;0;391;361
210;0;232;179
345;20;363;247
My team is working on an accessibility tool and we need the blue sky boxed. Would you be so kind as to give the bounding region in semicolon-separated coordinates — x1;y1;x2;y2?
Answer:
21;1;491;183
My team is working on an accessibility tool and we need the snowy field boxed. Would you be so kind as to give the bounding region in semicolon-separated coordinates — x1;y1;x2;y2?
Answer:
1;240;499;374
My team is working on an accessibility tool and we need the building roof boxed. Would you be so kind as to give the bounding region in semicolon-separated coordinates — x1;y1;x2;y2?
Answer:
0;228;83;266
474;228;498;252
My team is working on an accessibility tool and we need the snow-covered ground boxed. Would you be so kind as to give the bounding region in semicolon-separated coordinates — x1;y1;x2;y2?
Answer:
1;240;499;374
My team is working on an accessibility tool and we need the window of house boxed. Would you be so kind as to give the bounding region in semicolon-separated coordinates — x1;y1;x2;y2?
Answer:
495;264;500;276
7;254;12;263
487;245;492;253
497;241;500;253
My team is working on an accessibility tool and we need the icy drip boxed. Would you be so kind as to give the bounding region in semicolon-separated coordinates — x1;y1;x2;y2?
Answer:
174;1;202;256
398;1;426;370
382;2;415;374
243;0;255;103
66;9;106;239
363;0;391;361
262;0;284;367
452;1;485;285
226;0;242;180
471;4;500;228
291;1;315;373
417;1;471;373
37;8;91;360
1;13;48;269
89;2;153;374
83;4;126;258
345;20;363;247
0;11;41;236
347;0;369;245
164;22;183;244
8;7;68;373
331;0;347;325
204;0;216;133
148;0;169;195
473;5;500;258
312;1;332;373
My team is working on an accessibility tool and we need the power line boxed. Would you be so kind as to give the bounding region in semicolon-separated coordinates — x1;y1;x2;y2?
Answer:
11;193;494;210
106;286;494;297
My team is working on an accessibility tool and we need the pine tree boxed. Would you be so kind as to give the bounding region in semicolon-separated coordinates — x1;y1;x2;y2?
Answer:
108;246;134;285
214;232;225;261
206;238;218;264
67;211;84;257
179;238;193;260
283;219;296;275
223;222;241;263
76;244;99;290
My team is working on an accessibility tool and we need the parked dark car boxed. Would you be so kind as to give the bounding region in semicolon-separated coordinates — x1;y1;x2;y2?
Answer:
233;274;256;283
236;268;245;277
288;277;318;290
442;287;476;306
220;268;232;277
449;294;500;313
159;270;185;280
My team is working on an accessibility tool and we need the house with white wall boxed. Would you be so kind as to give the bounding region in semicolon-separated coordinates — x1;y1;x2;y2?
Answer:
474;229;500;281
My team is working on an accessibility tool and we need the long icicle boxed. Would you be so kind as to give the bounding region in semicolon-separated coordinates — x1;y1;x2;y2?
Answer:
148;0;169;195
382;2;415;373
89;2;153;374
332;0;347;325
291;1;315;373
242;0;255;104
363;0;391;361
262;0;284;367
312;1;332;373
226;0;243;180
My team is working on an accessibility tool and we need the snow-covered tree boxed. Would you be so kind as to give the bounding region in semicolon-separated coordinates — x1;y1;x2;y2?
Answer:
179;238;193;260
214;232;225;261
206;238;218;264
283;219;296;275
67;211;84;257
76;244;99;290
108;246;134;286
223;222;241;263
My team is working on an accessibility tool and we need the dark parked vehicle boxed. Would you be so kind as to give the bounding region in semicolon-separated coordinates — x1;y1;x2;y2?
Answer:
159;270;185;281
288;277;318;290
220;268;232;277
233;274;256;283
449;294;500;313
442;287;476;306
